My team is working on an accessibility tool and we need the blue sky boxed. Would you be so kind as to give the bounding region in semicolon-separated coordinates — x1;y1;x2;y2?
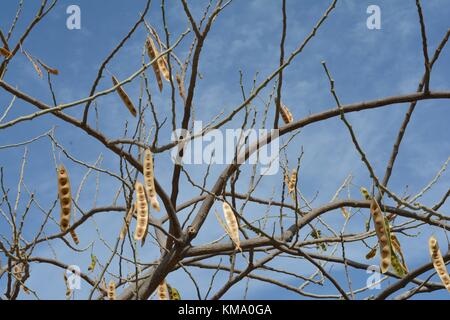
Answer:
0;0;449;300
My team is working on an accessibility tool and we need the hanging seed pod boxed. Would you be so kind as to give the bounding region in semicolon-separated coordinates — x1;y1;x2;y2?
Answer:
391;251;407;277
391;233;408;272
360;187;371;200
222;202;241;252
279;102;293;124
370;198;391;273
0;47;12;58
365;246;377;260
88;253;96;272
429;236;450;292
145;37;163;92
69;229;80;245
111;75;137;117
13;263;24;281
143;149;160;212
157;280;170;300
175;72;186;99
37;59;59;75
119;203;136;239
384;219;407;277
286;169;297;195
168;284;181;300
57;165;72;233
133;182;149;241
64;272;72;299
107;280;116;300
148;27;170;81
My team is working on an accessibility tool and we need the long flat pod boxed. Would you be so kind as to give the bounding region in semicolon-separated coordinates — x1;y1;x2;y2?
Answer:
222;202;241;252
119;203;136;240
108;280;116;300
429;236;450;292
157;280;170;300
370;198;391;273
143;149;160;212
279;101;293;124
145;37;164;91
111;75;137;117
134;182;149;241
57;165;72;232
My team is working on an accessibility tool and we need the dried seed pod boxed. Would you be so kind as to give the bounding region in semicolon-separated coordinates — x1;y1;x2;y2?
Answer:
69;229;79;245
391;233;408;272
287;169;297;194
37;59;59;75
360;187;371;200
64;272;72;299
23;50;43;79
175;72;186;99
370;198;391;273
0;47;12;58
429;236;450;292
365;246;377;260
391;251;407;277
168;284;181;300
13;263;25;281
143;149;160;212
107;280;116;300
88;253;96;272
157;280;170;300
119;203;136;239
222;202;241;252
112;75;137;117
279;102;293;124
133;182;149;241
57;165;72;232
146;37;163;91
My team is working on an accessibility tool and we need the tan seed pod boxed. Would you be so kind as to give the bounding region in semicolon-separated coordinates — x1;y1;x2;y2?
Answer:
168;284;181;300
222;202;241;252
145;37;163;91
287;169;297;194
57;165;72;232
429;236;450;292
365;246;377;260
143;149;160;212
107;280;116;300
119;203;136;239
23;50;43;79
175;72;186;99
69;229;80;245
13;263;25;281
64;272;72;299
37;59;59;75
279;102;293;124
157;280;170;300
134;182;149;241
360;187;371;200
370;198;391;273
112;75;137;117
391;233;408;272
0;47;12;58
